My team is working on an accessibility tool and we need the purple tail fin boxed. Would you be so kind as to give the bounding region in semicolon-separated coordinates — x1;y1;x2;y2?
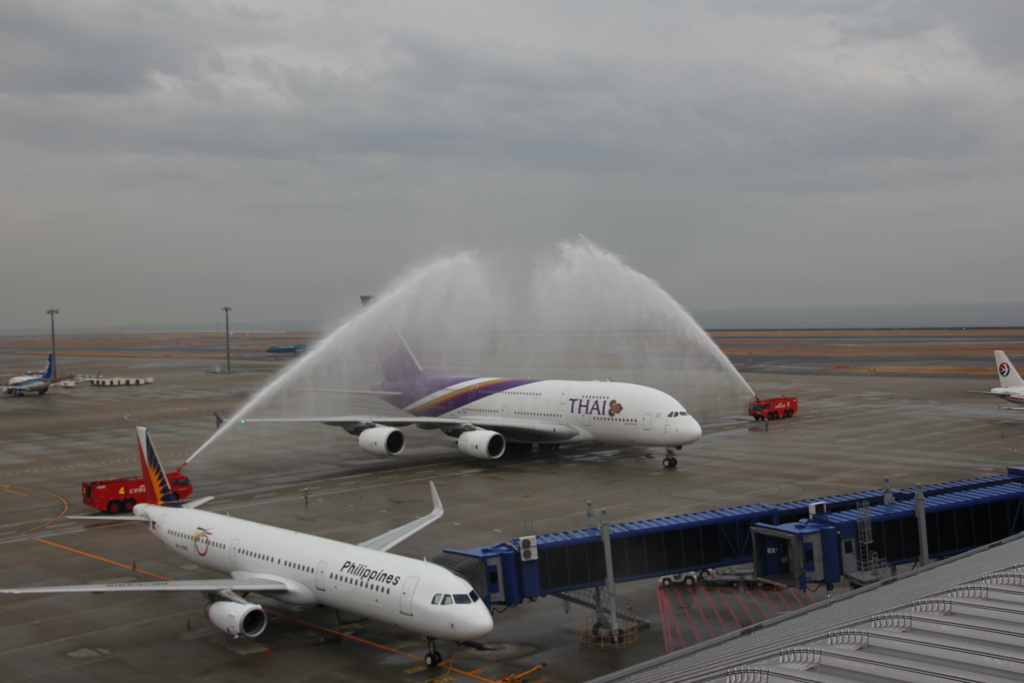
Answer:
214;411;224;430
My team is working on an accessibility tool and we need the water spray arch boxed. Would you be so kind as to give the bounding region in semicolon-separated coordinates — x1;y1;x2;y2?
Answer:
189;238;752;466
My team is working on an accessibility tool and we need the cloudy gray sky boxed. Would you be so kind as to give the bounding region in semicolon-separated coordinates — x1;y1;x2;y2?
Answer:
2;1;1022;332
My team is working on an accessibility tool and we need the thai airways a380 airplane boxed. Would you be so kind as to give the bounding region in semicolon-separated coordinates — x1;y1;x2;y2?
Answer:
1;427;492;668
247;325;702;468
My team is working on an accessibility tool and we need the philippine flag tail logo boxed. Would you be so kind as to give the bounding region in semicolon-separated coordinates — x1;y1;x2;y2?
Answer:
136;427;182;507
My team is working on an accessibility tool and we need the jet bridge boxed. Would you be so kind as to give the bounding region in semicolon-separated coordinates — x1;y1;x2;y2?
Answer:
437;467;1024;606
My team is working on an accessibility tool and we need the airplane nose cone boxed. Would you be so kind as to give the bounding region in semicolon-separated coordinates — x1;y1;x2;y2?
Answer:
682;417;702;444
465;606;494;640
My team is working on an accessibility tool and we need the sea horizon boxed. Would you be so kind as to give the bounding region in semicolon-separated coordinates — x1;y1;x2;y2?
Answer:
1;301;1022;337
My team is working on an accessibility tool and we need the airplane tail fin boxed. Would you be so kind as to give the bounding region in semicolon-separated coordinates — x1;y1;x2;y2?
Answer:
214;411;224;430
136;427;182;507
39;353;55;382
361;295;424;382
994;351;1024;389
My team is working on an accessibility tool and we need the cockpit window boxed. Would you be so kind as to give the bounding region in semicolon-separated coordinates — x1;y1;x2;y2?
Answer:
667;411;687;418
442;595;453;605
431;594;442;605
469;590;480;602
453;594;472;604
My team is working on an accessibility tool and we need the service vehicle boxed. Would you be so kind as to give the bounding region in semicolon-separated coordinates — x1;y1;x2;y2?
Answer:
659;566;768;588
82;470;193;513
748;396;798;421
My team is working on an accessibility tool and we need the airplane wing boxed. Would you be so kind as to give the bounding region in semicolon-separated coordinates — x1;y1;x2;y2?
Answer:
0;578;289;595
242;416;580;442
359;481;443;552
1000;406;1024;412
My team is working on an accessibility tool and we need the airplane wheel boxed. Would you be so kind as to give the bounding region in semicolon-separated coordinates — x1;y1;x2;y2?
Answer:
425;652;441;667
663;456;677;468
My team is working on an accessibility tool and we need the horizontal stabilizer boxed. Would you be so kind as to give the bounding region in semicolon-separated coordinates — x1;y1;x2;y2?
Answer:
183;496;215;509
359;481;443;552
0;578;289;595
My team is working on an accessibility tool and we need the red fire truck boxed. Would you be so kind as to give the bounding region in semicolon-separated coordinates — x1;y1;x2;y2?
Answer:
748;396;798;421
82;470;193;513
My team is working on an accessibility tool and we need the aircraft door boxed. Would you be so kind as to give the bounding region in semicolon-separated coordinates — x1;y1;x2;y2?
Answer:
229;539;240;566
501;405;509;421
559;386;570;404
643;413;652;430
315;561;327;591
399;576;419;616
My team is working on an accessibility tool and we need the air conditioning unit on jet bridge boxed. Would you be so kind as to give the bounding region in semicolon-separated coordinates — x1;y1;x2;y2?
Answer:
519;536;538;562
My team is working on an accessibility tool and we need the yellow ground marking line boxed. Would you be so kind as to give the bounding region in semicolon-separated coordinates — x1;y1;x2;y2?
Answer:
269;612;502;682
1;485;28;497
6;484;69;534
24;535;170;580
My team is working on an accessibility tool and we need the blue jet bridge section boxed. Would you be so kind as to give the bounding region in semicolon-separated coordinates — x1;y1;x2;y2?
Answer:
436;467;1024;606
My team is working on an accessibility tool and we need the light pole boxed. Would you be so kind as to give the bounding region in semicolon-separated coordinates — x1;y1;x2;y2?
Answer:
46;308;59;379
222;307;232;374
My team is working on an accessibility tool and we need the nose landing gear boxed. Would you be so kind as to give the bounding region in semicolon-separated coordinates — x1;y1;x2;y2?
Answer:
425;638;444;667
662;450;678;468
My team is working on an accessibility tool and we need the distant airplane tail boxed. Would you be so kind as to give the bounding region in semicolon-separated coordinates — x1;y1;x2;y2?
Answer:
994;351;1024;389
361;295;424;382
214;411;224;430
135;427;182;507
39;353;55;382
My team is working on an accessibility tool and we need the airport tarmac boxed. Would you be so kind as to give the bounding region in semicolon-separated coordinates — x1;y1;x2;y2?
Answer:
1;331;1023;682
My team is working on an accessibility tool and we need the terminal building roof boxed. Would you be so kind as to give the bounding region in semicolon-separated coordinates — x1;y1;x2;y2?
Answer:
589;532;1024;683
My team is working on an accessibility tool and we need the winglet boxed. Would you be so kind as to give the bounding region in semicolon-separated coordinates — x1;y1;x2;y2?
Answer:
429;480;442;515
357;481;443;552
136;427;182;507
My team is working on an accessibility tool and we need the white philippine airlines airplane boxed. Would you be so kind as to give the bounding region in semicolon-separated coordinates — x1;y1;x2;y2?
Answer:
245;325;703;468
973;350;1024;411
0;427;493;668
4;353;54;396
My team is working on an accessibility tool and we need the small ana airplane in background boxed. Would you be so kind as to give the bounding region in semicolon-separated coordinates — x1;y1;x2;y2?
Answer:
1;427;492;668
266;343;310;355
4;353;54;396
973;350;1024;411
244;307;702;468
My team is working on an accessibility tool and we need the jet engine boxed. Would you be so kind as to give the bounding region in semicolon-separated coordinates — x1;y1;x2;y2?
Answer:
205;600;267;638
457;430;505;460
358;427;405;456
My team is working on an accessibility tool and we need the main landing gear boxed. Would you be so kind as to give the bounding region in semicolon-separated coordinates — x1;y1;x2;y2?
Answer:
662;450;678;469
424;638;444;667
